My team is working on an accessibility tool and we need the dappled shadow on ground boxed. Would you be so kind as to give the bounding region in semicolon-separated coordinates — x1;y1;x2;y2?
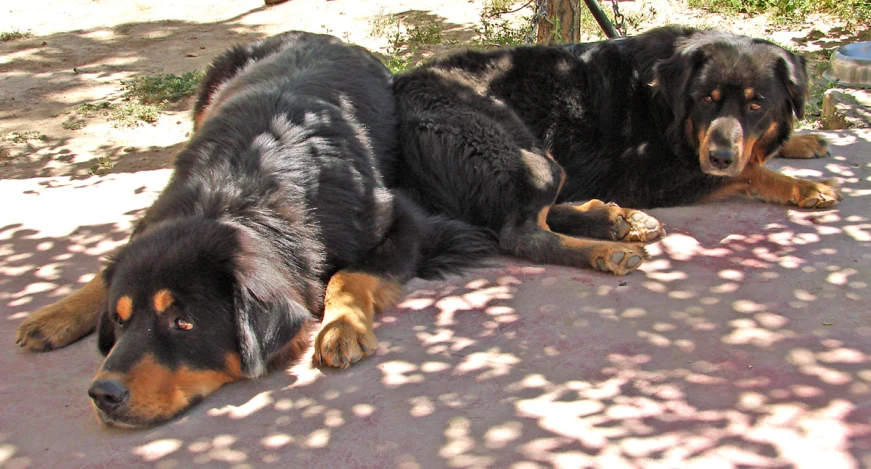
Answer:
0;7;272;180
0;5;488;181
1;131;868;467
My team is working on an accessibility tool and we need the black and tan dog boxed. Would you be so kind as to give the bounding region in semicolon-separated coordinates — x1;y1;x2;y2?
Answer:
14;32;495;428
393;26;839;273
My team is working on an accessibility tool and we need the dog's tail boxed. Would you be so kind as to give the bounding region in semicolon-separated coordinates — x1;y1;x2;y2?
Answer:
415;214;498;280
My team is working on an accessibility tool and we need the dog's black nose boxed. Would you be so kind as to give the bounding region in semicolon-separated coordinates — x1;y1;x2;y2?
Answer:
88;379;129;413
709;148;734;169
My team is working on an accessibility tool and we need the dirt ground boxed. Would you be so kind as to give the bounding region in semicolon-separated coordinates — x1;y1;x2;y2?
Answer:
0;0;868;181
3;3;871;468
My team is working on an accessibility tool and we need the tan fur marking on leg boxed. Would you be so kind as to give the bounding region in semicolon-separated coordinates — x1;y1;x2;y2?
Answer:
704;162;841;208
537;205;551;230
314;271;400;369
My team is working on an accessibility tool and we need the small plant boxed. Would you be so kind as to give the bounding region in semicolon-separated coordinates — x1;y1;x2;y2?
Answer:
0;30;31;42
120;70;204;105
406;22;444;44
110;102;162;127
369;10;400;38
62;119;87;131
371;12;445;74
71;101;113;117
686;0;870;27
2;131;46;143
89;156;115;176
474;1;534;47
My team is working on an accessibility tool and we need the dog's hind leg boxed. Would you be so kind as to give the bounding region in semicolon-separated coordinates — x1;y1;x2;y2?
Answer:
15;274;106;351
546;199;665;242
501;210;648;276
398;111;648;275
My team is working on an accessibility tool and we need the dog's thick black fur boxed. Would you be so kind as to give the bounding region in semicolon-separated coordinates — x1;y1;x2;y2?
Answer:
15;31;493;428
393;26;839;274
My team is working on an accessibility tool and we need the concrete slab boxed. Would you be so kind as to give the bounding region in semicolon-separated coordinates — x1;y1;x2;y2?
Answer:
1;130;870;468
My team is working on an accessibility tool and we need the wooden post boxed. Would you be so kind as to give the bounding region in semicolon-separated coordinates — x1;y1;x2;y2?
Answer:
534;0;581;44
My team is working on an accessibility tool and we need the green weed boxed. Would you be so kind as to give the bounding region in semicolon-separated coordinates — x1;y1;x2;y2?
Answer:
110;102;162;127
120;70;204;105
2;131;46;143
89;156;115;176
71;101;113;117
474;1;533;47
686;0;870;27
62;119;87;131
0;30;31;42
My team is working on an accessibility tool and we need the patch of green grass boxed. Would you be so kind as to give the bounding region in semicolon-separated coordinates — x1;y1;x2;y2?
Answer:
120;70;204;105
383;29;416;74
686;0;870;27
370;10;400;38
62;119;87;131
2;131;46;143
0;30;31;42
110;102;163;127
370;11;448;74
71;101;113;117
89;156;115;176
406;22;444;44
474;1;533;47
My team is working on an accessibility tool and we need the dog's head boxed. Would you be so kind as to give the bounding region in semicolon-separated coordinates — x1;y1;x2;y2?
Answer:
654;31;808;176
90;217;316;428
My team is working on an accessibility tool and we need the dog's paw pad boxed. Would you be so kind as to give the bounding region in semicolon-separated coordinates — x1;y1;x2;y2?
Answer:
594;244;648;275
620;210;665;242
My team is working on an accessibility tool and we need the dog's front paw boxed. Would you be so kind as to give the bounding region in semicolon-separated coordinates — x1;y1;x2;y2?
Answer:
591;243;648;275
15;304;90;351
779;134;831;159
313;317;377;369
794;179;841;209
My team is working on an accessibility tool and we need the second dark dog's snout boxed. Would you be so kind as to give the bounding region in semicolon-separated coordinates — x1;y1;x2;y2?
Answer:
708;147;735;169
701;117;744;174
88;378;129;414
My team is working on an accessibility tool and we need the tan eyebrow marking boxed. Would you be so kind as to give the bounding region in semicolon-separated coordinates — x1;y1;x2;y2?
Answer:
116;296;133;321
153;289;175;314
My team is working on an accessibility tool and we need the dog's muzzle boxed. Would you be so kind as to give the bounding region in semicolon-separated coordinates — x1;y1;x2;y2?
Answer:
700;117;744;176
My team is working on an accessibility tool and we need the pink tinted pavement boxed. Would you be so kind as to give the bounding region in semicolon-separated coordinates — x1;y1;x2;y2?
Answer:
1;130;870;468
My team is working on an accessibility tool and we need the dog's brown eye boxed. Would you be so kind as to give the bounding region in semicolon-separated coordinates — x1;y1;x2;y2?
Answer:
749;102;763;111
174;318;194;331
703;95;714;104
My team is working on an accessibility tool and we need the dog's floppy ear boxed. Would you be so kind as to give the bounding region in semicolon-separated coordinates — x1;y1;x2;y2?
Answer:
773;49;808;120
653;46;708;126
96;263;118;356
232;227;316;378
